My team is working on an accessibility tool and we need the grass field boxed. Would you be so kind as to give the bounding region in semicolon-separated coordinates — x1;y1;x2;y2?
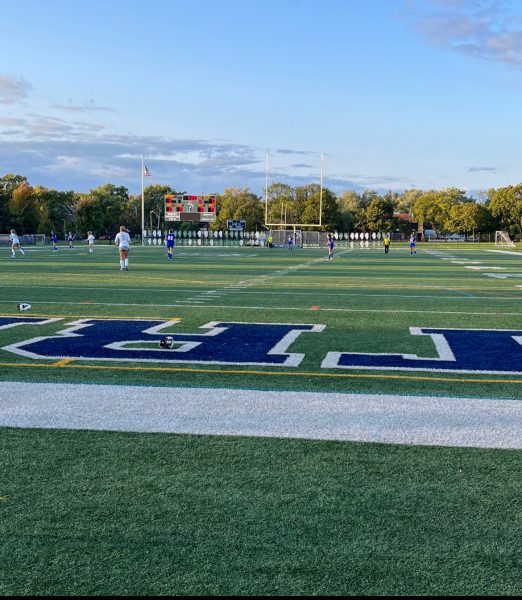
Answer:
0;241;521;595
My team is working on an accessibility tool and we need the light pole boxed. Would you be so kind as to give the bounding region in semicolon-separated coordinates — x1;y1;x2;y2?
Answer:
320;153;328;227
265;151;272;226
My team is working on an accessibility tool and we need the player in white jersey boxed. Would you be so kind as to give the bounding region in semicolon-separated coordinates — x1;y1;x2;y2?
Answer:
114;225;131;270
9;229;25;257
87;231;95;253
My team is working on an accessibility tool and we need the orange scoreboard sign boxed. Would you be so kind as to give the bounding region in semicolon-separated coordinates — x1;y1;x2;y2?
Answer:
165;194;217;222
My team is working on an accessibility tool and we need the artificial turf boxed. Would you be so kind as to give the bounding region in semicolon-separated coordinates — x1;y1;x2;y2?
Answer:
0;242;521;595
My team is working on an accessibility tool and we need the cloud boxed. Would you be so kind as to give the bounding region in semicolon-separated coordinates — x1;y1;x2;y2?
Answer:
0;108;410;194
51;101;117;113
467;166;497;172
403;0;522;65
0;74;32;104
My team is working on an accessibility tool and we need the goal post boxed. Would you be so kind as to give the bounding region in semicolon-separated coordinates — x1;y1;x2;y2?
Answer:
495;231;515;247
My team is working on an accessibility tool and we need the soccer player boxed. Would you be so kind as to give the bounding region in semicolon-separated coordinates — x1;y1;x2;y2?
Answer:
67;231;75;249
9;229;25;257
383;234;391;254
327;234;334;260
51;231;58;251
115;225;131;270
410;232;417;255
166;229;175;260
288;235;293;251
87;231;95;254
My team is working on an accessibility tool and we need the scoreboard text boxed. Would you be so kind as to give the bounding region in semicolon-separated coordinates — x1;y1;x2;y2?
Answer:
165;194;217;222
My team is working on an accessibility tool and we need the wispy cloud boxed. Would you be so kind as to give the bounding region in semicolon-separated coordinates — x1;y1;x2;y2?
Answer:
51;100;117;113
467;166;497;172
0;74;32;104
403;0;522;65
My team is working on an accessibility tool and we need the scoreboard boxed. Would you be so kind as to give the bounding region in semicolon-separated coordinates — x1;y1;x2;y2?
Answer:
165;194;216;222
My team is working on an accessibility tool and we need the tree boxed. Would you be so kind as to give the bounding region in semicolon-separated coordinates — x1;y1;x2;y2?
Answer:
73;194;106;236
0;174;29;231
33;187;75;236
9;183;40;233
444;202;493;236
359;197;395;232
265;183;295;225
213;187;264;231
412;190;460;233
487;184;522;237
89;184;130;236
302;187;341;230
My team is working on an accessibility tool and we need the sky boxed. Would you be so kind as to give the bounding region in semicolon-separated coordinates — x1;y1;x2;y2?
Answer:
1;0;522;197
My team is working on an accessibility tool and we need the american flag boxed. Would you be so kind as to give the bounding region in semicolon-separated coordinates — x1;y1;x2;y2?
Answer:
143;165;151;177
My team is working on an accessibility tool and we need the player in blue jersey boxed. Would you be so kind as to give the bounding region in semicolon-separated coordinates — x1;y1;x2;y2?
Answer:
51;231;58;251
166;229;176;260
288;235;293;251
327;234;335;260
410;232;417;255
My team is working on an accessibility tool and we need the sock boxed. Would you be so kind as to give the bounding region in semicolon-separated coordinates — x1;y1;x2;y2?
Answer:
120;260;124;269
20;248;25;255
124;259;128;268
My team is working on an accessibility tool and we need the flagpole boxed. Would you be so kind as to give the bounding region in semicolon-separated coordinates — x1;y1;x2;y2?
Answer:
141;155;145;246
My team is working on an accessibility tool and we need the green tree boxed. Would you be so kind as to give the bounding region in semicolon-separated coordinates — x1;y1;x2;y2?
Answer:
302;187;341;230
90;184;130;236
487;184;522;237
265;183;295;225
73;194;106;236
213;187;264;231
360;196;395;232
444;202;493;236
8;183;40;233
33;187;75;236
0;174;29;231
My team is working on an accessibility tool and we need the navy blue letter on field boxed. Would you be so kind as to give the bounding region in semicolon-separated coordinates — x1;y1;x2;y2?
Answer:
4;319;323;367
322;327;522;375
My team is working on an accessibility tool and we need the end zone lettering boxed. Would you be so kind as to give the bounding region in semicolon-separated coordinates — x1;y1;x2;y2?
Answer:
2;318;325;367
322;327;522;375
1;318;521;375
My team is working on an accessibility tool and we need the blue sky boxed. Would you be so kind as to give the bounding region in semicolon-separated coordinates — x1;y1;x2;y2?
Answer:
1;0;522;197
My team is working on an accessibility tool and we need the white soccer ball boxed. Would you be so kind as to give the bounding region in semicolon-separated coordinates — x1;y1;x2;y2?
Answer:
18;303;31;312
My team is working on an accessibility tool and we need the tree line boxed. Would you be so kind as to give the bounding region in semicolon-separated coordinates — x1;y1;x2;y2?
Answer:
1;173;521;239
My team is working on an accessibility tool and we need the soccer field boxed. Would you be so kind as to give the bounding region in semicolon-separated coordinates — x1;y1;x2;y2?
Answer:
1;243;521;595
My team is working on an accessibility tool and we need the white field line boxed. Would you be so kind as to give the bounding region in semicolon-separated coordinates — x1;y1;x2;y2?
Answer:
1;299;522;316
1;382;521;449
0;285;520;302
487;250;521;256
178;249;354;305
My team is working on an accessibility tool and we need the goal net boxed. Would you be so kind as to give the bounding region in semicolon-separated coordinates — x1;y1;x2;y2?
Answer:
269;229;303;247
495;231;515;247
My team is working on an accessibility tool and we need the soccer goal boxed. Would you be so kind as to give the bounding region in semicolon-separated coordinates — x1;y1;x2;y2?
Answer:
269;229;303;247
495;231;516;248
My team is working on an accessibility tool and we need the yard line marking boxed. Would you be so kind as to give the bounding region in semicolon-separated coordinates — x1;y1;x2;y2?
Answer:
2;382;521;448
487;250;520;255
1;302;521;316
465;266;505;270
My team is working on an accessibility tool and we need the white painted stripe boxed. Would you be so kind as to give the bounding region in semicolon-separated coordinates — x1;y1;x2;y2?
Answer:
1;382;521;449
464;266;505;270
